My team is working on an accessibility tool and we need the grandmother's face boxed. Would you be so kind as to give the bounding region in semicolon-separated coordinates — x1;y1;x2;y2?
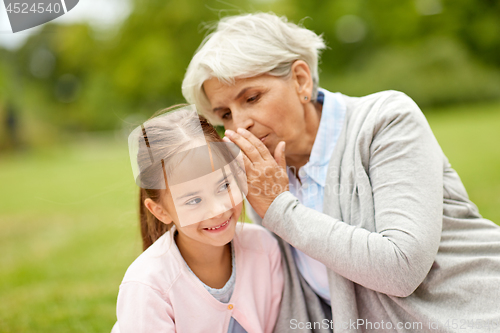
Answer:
203;74;309;157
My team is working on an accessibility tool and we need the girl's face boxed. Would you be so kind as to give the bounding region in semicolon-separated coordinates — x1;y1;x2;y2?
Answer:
160;166;244;248
174;200;243;248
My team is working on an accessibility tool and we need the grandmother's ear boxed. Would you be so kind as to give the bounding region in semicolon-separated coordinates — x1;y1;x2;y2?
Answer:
291;60;313;102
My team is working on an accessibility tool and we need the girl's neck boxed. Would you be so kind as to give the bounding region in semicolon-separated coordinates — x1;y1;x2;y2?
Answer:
174;231;232;289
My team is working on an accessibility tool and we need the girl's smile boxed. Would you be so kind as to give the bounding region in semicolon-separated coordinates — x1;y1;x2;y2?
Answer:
174;201;242;249
203;214;233;232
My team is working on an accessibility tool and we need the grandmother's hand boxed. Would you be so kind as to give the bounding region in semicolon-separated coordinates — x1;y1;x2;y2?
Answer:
223;128;289;219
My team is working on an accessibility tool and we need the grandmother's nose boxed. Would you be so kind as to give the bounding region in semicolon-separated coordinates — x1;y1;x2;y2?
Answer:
231;109;253;131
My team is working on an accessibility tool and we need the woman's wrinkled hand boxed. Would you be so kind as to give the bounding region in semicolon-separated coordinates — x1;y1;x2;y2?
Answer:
223;128;289;219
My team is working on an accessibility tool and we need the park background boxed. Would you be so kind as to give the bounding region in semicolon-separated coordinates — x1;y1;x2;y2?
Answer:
1;0;499;331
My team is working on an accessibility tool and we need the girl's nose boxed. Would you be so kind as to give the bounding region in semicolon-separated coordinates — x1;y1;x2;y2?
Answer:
212;212;224;220
203;196;232;221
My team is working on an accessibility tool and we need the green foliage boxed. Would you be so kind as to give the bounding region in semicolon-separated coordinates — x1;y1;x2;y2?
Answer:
322;37;500;106
280;0;500;106
1;0;500;144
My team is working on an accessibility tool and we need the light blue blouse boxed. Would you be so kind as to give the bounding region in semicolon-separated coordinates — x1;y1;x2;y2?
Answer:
287;88;346;305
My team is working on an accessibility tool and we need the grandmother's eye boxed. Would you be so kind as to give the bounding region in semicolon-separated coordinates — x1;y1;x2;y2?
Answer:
247;94;260;103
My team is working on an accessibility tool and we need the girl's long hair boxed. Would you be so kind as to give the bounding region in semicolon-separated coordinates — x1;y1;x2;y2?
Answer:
137;105;241;251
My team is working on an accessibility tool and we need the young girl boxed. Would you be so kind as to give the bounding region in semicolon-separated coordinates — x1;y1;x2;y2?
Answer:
112;105;283;333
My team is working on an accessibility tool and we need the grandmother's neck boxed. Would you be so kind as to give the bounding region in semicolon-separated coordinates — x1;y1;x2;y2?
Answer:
286;101;323;179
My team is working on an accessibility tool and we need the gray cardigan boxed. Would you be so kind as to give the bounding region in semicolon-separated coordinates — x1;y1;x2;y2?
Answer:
249;90;500;333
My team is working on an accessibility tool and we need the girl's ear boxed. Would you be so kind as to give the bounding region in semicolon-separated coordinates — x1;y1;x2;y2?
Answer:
144;198;174;225
291;60;313;103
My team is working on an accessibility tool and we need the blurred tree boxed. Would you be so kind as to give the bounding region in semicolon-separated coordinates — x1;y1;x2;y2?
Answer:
280;0;500;103
1;0;499;146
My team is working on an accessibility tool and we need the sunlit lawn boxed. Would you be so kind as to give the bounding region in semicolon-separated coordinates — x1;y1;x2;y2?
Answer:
0;101;499;332
425;102;500;223
0;133;139;332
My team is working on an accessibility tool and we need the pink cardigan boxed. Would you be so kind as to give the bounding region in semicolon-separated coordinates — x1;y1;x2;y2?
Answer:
113;223;283;333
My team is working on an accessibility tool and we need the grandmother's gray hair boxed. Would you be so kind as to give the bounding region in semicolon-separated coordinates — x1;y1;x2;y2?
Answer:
181;12;327;125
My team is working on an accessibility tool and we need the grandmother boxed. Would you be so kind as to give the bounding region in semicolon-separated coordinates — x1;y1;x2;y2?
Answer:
181;13;500;333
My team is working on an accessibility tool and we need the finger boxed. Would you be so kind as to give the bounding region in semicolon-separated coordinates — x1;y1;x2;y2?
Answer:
273;141;289;191
238;152;256;186
274;141;287;170
240;150;252;171
235;128;273;161
225;129;265;164
223;135;251;171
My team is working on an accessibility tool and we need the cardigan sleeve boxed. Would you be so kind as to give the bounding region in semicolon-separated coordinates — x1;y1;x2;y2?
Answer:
116;282;175;332
262;92;443;297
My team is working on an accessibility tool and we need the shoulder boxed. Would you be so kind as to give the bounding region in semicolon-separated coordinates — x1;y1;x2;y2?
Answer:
338;89;413;105
340;90;421;118
336;90;429;134
120;231;183;294
233;223;280;255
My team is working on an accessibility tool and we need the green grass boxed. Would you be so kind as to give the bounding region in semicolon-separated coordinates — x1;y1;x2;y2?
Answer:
0;102;499;332
423;102;500;223
0;133;141;332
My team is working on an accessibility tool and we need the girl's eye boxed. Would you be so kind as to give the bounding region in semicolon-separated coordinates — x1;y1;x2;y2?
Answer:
185;198;201;206
219;181;230;192
221;111;231;120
